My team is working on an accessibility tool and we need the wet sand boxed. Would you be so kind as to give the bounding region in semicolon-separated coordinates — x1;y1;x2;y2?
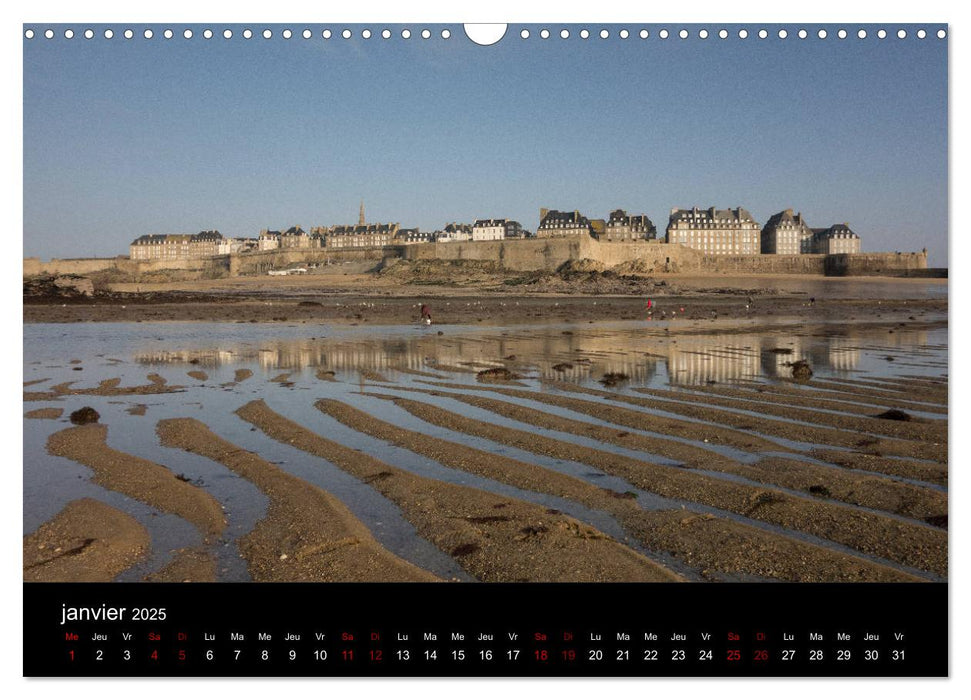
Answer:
381;387;945;521
237;400;681;582
809;450;947;488
156;417;440;583
674;382;948;417
317;395;924;582
143;546;217;583
526;381;944;463
630;386;947;444
377;386;944;576
23;498;150;582
47;424;226;540
24;374;185;401
23;289;946;327
23;298;948;583
25;407;63;420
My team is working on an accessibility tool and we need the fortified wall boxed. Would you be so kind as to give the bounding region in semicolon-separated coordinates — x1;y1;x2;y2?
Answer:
824;252;931;276
227;246;404;276
24;255;230;279
25;241;930;280
402;238;927;276
403;238;586;272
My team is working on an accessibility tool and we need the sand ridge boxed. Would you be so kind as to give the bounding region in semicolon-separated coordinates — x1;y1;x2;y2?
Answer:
24;498;150;582
156;417;440;583
236;399;682;583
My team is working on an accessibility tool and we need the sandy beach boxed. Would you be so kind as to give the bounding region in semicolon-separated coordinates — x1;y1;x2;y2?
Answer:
22;276;948;583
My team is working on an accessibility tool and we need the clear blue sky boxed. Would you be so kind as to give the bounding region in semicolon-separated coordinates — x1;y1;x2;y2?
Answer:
23;24;948;265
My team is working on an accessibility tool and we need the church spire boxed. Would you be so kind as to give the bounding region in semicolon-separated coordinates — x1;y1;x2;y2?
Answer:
359;200;365;226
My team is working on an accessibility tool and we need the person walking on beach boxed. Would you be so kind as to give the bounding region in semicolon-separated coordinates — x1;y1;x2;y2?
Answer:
420;303;432;325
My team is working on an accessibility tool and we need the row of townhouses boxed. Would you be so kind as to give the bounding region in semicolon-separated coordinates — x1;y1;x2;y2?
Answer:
534;206;860;255
129;204;861;261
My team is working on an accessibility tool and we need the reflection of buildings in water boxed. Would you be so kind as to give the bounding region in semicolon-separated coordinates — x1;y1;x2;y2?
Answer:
813;337;861;372
878;329;930;349
254;341;426;371
135;349;238;366
535;358;659;384
133;331;665;380
133;325;915;381
760;336;861;377
666;338;762;385
760;338;808;379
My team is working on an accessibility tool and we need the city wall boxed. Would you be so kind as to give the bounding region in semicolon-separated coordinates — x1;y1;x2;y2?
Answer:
24;255;230;279
404;238;585;271
824;252;931;276
227;247;403;276
25;241;930;281
402;239;925;276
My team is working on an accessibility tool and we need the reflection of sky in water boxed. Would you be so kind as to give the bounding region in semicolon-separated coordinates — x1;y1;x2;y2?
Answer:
23;320;947;582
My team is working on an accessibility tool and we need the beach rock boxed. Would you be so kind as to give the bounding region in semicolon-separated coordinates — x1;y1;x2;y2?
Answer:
599;372;629;387
558;258;605;274
874;409;912;422
69;407;100;425
477;367;521;380
788;360;813;380
53;276;95;297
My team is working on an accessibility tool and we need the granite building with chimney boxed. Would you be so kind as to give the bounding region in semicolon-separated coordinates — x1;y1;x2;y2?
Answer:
130;230;225;260
761;209;814;254
666;207;761;255
324;223;399;249
536;208;593;238
811;224;861;254
599;209;658;242
395;228;433;244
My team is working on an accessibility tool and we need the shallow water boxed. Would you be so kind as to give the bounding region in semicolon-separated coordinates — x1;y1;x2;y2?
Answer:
23;318;948;582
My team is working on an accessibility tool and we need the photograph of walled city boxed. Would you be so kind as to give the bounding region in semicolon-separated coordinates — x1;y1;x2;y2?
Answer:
24;24;947;585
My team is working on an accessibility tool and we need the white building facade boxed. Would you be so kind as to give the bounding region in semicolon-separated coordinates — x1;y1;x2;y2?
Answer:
472;219;506;241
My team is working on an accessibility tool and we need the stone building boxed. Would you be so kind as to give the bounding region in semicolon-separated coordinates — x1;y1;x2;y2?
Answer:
395;228;433;245
218;238;251;255
504;220;525;238
472;219;507;242
536;209;592;238
599;209;658;242
665;207;761;255
279;226;317;249
258;229;281;251
812;224;861;254
761;209;814;254
436;223;473;243
130;230;225;260
325;223;399;249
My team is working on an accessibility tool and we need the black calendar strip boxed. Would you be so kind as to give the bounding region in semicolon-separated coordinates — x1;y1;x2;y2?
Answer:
24;583;947;677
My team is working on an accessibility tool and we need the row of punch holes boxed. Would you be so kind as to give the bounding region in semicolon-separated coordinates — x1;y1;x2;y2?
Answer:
24;26;947;42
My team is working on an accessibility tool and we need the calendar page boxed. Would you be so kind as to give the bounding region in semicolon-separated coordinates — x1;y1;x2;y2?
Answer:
21;16;948;678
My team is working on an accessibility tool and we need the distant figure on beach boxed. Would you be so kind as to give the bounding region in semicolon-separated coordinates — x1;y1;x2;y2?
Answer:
420;303;432;325
809;297;816;306
646;299;653;310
